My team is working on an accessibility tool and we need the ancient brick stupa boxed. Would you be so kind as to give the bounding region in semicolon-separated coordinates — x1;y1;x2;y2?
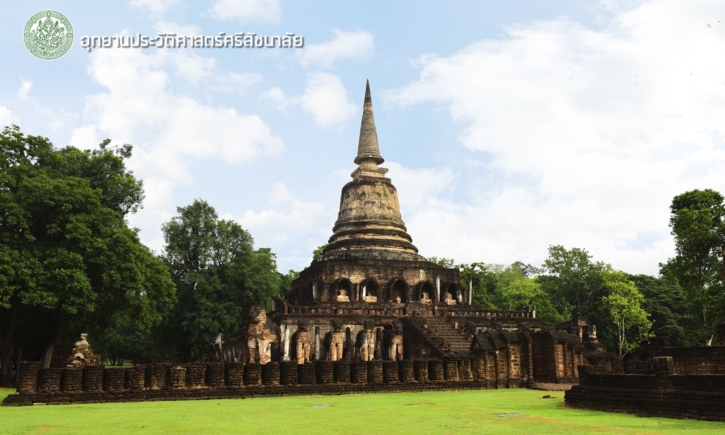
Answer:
275;82;561;368
319;80;425;264
288;81;464;307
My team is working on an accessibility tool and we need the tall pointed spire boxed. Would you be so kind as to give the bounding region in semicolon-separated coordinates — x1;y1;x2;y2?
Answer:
354;80;384;165
319;80;424;263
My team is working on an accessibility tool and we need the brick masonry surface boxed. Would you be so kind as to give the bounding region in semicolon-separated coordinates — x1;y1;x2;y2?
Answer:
3;359;515;407
565;361;725;422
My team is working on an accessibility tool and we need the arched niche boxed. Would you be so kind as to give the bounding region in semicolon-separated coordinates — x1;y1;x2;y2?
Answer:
443;282;460;304
414;281;435;302
387;278;409;303
360;278;380;300
333;278;352;302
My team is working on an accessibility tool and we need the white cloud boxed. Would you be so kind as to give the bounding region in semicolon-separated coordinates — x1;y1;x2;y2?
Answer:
298;29;374;68
261;73;357;128
69;125;101;150
13;77;74;131
385;0;725;274
75;30;283;251
233;183;328;269
167;51;217;83
17;78;32;99
386;162;456;209
259;87;288;111
268;182;294;203
0;105;17;126
214;72;264;93
130;0;179;15
298;73;356;128
206;0;281;24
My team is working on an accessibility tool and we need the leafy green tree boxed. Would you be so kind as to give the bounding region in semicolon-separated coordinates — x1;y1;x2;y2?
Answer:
161;200;281;361
312;244;328;261
537;246;622;349
92;311;151;366
540;245;607;317
662;189;725;341
280;269;300;299
428;258;561;321
601;270;653;357
427;257;457;269
497;267;564;324
428;258;498;308
628;274;696;347
0;126;175;385
458;262;499;309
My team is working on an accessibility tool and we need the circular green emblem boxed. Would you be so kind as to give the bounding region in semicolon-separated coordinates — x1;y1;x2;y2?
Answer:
23;10;73;60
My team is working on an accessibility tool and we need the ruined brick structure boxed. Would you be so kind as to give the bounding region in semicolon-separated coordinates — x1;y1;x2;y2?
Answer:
566;322;725;421
3;81;617;407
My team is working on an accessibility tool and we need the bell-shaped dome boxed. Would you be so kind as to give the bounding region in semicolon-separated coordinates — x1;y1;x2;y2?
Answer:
319;81;425;262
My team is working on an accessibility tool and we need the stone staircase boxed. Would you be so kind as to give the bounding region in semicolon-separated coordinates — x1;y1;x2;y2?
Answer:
407;316;474;359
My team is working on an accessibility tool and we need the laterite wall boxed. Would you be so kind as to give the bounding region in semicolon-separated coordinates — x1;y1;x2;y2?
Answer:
3;358;515;406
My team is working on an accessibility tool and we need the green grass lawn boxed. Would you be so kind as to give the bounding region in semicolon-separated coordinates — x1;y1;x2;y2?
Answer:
1;387;722;435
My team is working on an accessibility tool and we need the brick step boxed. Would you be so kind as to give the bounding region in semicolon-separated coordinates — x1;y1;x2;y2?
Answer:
409;318;474;358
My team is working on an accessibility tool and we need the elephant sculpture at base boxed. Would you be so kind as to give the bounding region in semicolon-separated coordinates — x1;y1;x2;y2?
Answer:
325;320;345;361
356;319;376;361
240;305;279;364
293;320;311;364
384;320;404;361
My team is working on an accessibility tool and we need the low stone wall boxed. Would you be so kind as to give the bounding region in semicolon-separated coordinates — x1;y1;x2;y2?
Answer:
2;358;511;407
3;380;496;407
657;347;725;375
565;358;725;421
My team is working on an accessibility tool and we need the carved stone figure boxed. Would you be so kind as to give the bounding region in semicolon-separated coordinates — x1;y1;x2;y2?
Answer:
384;320;404;361
395;296;402;303
356;319;376;361
210;333;224;362
363;295;378;303
420;292;431;303
336;289;350;302
209;333;243;363
67;333;100;367
445;292;456;305
327;320;345;361
294;321;311;364
242;306;279;364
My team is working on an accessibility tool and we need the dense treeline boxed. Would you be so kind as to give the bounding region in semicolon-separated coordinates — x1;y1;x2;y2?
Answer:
1;124;723;386
0;127;292;385
430;188;724;355
0;126;176;385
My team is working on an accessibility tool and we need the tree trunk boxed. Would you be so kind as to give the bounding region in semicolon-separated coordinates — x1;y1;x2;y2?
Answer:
41;343;54;369
0;302;20;387
721;244;725;283
703;306;708;330
0;328;16;387
14;347;23;384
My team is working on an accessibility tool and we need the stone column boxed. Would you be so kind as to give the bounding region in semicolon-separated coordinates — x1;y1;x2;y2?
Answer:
282;324;290;362
374;328;383;360
435;275;440;302
468;276;473;305
314;327;321;361
362;284;367;299
653;356;675;389
312;282;317;300
346;327;353;361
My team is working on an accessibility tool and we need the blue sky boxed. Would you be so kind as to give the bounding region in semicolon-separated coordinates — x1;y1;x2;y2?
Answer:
2;0;724;275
